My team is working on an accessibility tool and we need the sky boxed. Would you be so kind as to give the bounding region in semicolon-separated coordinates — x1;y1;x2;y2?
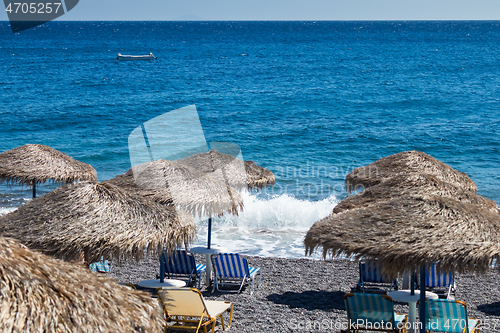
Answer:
1;0;500;21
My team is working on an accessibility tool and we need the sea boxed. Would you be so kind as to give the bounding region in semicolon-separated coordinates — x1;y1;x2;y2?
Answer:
1;21;500;259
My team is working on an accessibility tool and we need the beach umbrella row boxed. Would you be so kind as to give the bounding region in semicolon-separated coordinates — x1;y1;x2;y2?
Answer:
0;142;274;287
105;150;274;281
0;143;272;262
0;144;97;197
306;151;500;275
0;236;163;333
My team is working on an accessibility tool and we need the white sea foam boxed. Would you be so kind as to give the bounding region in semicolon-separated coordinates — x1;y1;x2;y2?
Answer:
191;191;339;259
0;207;18;217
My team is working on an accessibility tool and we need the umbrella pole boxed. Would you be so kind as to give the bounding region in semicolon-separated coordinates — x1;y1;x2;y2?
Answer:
207;217;212;249
32;183;36;198
159;251;165;283
419;264;426;333
140;124;154;161
411;268;415;295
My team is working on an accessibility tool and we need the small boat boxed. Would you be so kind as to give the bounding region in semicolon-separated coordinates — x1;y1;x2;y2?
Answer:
116;53;157;60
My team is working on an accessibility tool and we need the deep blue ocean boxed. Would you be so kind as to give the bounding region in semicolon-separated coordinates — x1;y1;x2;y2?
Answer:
1;21;500;258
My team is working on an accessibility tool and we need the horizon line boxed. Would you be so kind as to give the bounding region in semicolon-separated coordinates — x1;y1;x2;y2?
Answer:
1;19;500;23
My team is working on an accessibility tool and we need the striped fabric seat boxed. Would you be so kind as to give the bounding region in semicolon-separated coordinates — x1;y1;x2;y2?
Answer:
426;264;456;299
356;260;398;293
211;253;261;295
89;258;110;273
161;250;206;289
425;299;480;333
344;293;407;332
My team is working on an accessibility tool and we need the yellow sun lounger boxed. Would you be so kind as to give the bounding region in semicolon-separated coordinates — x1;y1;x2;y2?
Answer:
156;287;233;333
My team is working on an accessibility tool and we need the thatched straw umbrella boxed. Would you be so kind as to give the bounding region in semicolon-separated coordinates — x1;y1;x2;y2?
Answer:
105;159;243;217
305;193;500;275
0;181;196;263
104;168;174;204
333;173;498;215
0;236;162;332
305;192;500;333
176;149;275;249
305;151;500;333
345;150;477;193
244;160;276;190
0;144;98;198
177;149;276;191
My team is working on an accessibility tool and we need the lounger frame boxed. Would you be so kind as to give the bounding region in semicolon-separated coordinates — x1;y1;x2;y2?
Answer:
161;250;206;289
423;264;456;300
156;287;233;333
356;260;398;293
211;253;261;295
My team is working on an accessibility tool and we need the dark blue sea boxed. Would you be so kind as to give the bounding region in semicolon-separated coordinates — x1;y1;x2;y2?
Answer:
1;21;500;258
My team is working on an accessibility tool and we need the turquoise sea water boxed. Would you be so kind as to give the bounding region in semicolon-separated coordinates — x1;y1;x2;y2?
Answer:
1;21;500;258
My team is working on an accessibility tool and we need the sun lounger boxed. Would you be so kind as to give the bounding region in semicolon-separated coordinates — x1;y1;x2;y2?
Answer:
355;260;398;293
160;250;206;289
89;257;110;273
211;253;261;295
424;298;480;333
156;287;233;333
424;264;456;300
344;293;408;332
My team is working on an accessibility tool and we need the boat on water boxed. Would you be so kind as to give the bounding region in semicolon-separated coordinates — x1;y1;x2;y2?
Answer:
116;53;157;60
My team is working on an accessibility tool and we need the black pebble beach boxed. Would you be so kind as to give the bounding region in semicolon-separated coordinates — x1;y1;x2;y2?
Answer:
110;255;500;332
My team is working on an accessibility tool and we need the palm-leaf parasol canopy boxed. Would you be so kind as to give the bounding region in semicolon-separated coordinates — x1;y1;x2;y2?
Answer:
176;149;276;191
305;192;500;276
0;144;97;186
0;181;196;263
0;144;98;198
345;150;477;193
104;168;174;205
333;173;498;215
105;159;243;217
0;236;162;333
